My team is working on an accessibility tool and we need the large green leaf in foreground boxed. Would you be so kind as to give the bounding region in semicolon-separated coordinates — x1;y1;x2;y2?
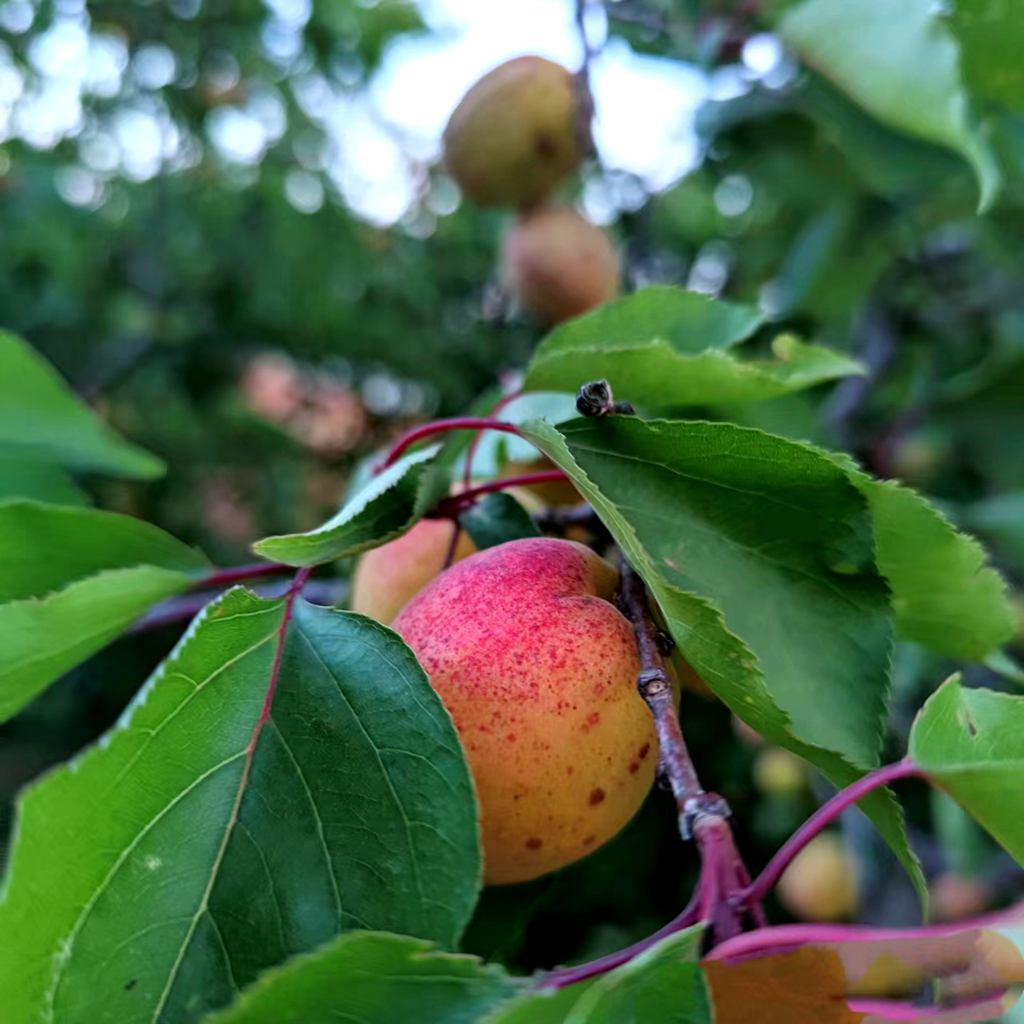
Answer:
0;501;208;722
0;331;163;479
253;445;447;566
0;590;480;1024
911;677;1024;865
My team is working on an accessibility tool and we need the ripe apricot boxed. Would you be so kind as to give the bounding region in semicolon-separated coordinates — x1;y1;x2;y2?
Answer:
351;519;476;625
777;833;858;922
443;56;585;208
393;537;657;884
501;204;621;324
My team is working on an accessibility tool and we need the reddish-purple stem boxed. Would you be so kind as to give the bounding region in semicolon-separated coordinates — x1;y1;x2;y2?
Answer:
539;895;702;990
193;562;292;590
254;567;312;731
441;520;463;572
461;390;522;490
377;417;525;472
742;758;920;908
434;470;569;519
706;901;1024;963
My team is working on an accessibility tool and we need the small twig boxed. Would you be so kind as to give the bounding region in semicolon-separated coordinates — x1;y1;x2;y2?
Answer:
462;390;523;491
539;893;702;990
376;418;525;473
619;560;761;942
741;758;920;908
132;580;342;635
432;470;569;519
192;562;292;591
619;561;704;829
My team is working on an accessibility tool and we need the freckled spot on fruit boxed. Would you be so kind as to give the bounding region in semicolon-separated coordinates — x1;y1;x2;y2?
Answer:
513;794;521;801
581;711;601;733
507;733;517;742
526;837;543;850
566;765;574;776
583;835;596;846
628;761;639;774
589;787;605;806
639;743;651;760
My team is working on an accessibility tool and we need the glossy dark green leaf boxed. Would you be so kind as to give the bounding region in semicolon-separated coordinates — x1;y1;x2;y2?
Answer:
910;677;1024;865
252;445;447;566
522;417;921;891
779;0;999;209
203;931;522;1024
0;590;480;1023
460;492;540;550
0;331;164;479
0;501;208;721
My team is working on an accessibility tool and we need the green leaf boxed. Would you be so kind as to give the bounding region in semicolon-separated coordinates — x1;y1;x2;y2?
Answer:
0;331;164;479
950;0;1024;115
779;0;1000;210
460;492;540;550
524;289;860;409
0;455;88;505
563;928;709;1024
848;477;1013;659
0;500;205;603
521;417;921;892
484;984;592;1024
910;677;1024;864
202;931;522;1024
252;445;447;566
0;590;481;1023
0;501;208;721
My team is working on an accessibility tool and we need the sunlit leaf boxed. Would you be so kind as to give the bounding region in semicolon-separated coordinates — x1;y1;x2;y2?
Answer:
253;445;447;566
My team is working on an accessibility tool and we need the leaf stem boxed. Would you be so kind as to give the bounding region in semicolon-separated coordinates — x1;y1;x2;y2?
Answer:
434;470;569;518
377;417;525;472
741;758;920;908
461;390;522;490
193;562;293;590
539;895;702;990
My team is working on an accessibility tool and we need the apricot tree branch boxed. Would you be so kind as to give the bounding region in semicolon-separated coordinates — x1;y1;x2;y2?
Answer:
433;470;569;519
619;560;764;942
619;561;705;827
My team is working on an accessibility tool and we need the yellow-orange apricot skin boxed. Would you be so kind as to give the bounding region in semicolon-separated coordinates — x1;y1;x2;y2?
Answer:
777;833;858;922
350;519;476;625
501;204;621;325
393;537;657;884
442;56;585;209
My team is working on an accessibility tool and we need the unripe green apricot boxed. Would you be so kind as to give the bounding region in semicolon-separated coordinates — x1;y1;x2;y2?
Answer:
753;747;806;798
777;833;858;922
443;56;585;208
501;204;621;325
394;537;657;884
